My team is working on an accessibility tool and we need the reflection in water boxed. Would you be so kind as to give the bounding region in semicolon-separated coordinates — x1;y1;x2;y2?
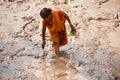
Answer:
41;51;76;80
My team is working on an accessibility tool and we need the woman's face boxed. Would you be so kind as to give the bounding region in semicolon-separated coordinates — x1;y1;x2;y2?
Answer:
44;14;52;21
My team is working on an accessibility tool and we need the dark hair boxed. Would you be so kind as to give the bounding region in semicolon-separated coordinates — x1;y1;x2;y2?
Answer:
40;8;52;19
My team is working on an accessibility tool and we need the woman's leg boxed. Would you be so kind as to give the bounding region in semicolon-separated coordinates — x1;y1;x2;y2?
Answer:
53;42;60;56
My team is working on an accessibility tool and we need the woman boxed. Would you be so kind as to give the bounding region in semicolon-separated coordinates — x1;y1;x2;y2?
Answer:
40;7;76;56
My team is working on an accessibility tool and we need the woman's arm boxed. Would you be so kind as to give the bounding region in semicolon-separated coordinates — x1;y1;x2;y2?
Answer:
41;22;46;49
64;12;76;31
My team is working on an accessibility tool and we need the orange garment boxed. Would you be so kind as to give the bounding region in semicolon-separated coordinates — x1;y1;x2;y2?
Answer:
42;10;68;45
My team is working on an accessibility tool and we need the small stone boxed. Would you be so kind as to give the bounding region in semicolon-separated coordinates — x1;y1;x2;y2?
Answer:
0;49;4;52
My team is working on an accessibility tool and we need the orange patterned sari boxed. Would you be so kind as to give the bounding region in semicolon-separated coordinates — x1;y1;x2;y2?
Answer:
42;10;68;46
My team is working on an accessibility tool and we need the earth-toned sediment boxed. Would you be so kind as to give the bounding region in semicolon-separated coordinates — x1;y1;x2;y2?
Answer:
0;0;120;80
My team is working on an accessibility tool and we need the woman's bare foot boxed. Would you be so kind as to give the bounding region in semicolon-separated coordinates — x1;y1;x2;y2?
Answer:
56;52;60;57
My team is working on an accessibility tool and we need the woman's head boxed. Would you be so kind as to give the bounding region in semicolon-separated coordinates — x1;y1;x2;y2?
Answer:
40;8;52;19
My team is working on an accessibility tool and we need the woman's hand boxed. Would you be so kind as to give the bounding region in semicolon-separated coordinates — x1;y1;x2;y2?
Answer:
41;41;46;49
70;23;76;31
69;23;76;36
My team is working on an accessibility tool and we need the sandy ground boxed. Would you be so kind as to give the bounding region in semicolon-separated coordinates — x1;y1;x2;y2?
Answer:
0;0;120;80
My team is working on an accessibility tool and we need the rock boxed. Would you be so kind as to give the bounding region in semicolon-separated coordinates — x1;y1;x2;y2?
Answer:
0;49;4;52
0;54;5;62
8;0;14;2
108;31;120;49
33;70;43;78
